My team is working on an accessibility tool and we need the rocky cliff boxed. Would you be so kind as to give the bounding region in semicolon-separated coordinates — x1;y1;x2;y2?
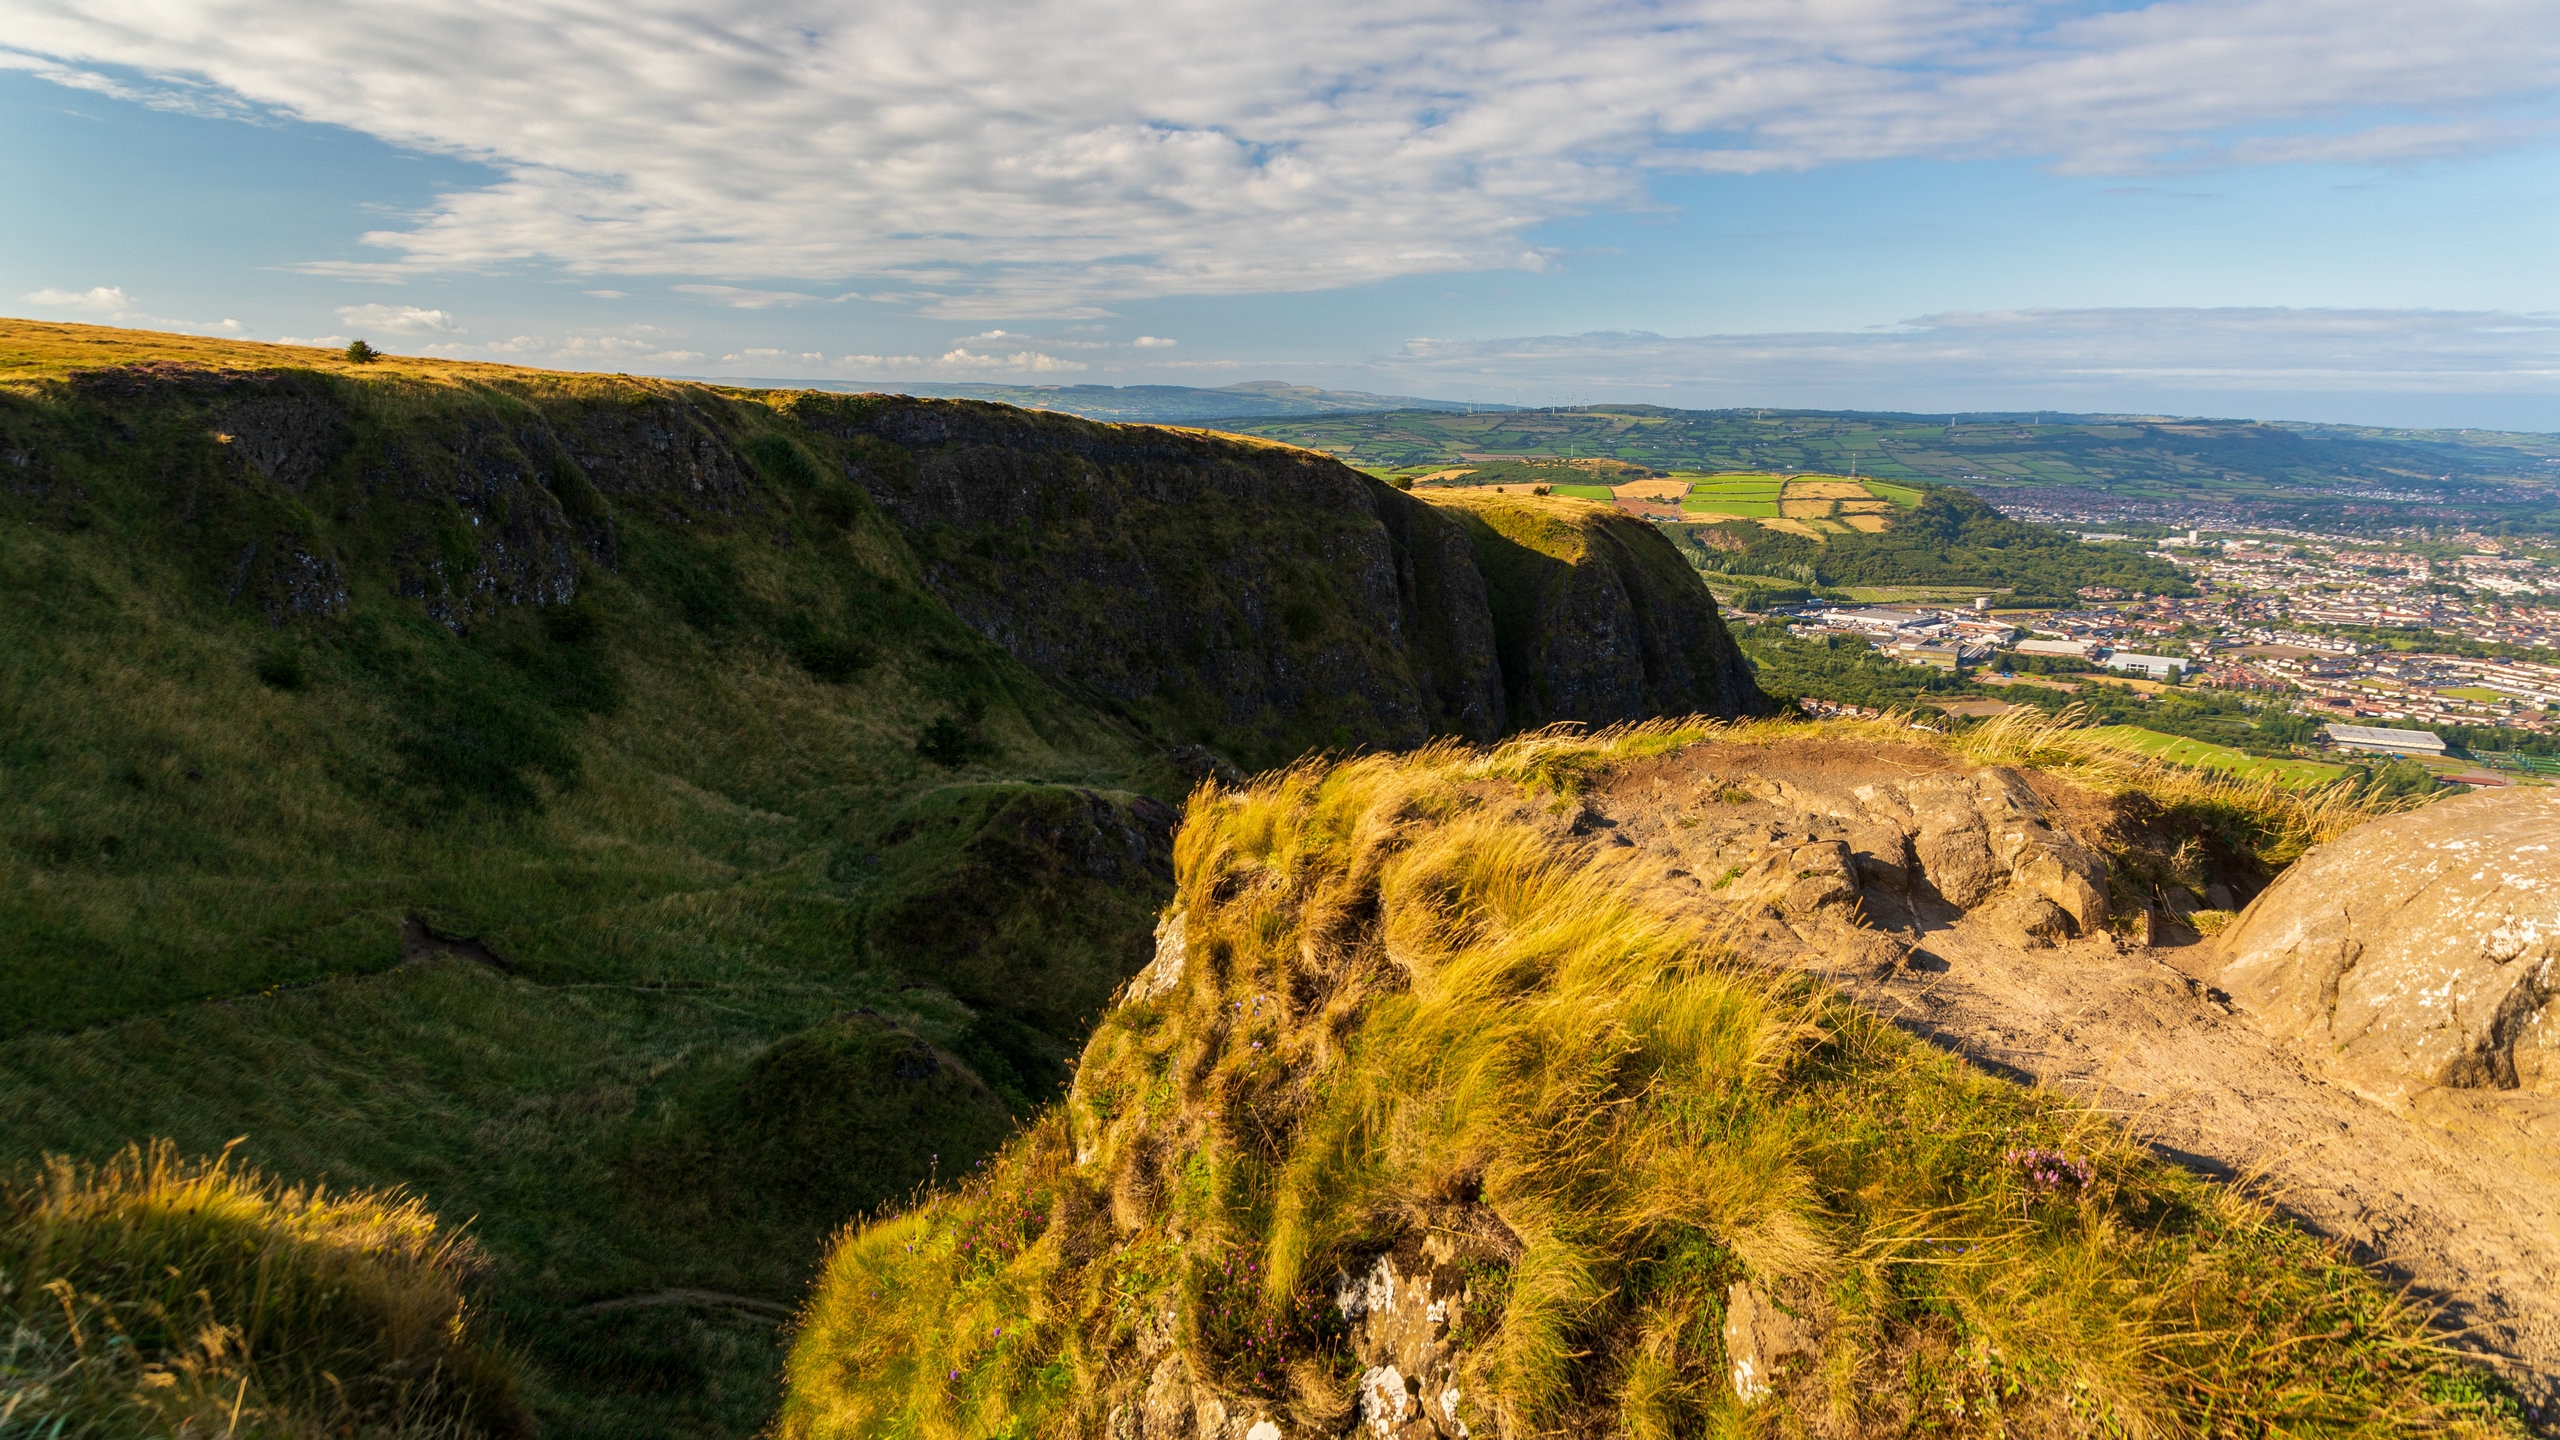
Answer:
1424;490;1763;729
790;396;1513;767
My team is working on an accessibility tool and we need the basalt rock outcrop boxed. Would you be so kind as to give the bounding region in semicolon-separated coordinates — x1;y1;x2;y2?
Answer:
2215;786;2560;1102
794;398;1767;764
1423;490;1762;731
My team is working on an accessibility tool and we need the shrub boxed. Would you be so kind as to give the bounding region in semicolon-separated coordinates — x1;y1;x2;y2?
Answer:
0;1140;529;1438
345;339;381;364
915;715;984;769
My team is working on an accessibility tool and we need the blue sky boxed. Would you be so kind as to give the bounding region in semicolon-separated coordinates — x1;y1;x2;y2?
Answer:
5;0;2558;428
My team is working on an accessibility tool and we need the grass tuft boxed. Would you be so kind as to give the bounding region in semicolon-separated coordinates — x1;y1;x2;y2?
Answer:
0;1139;528;1438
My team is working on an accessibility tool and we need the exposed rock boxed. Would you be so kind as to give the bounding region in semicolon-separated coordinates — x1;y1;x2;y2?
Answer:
1721;1281;1823;1406
1332;1242;1486;1438
1124;911;1190;1007
2215;787;2560;1101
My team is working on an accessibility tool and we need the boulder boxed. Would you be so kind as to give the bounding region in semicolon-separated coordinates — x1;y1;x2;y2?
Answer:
2215;788;2560;1101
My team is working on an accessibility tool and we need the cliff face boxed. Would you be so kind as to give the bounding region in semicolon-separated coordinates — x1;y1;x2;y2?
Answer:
793;397;1767;765
793;396;1510;767
9;364;1757;774
1424;489;1767;728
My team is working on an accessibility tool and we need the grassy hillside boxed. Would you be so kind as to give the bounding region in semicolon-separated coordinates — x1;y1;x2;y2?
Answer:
702;377;1514;422
0;320;1767;1435
778;720;2518;1439
0;323;1194;1432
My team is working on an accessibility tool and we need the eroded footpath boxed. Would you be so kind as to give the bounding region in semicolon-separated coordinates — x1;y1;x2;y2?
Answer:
1562;737;2560;1411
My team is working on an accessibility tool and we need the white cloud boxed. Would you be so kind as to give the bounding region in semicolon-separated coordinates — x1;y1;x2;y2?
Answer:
22;284;245;334
24;284;136;314
673;283;822;308
1132;335;1178;348
13;1;2550;311
935;347;1086;373
1377;308;2560;418
335;303;461;334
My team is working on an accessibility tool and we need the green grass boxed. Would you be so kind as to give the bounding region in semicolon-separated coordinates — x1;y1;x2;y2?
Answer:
1681;498;1782;517
1866;481;1925;507
1545;483;1616;500
2436;686;2508;702
2084;724;2350;786
0;324;1204;1432
777;721;2513;1440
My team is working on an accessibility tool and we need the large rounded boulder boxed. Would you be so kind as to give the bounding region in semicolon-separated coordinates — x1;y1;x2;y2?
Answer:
2215;787;2559;1102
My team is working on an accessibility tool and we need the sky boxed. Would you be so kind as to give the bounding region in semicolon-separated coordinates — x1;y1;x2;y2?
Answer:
4;0;2558;429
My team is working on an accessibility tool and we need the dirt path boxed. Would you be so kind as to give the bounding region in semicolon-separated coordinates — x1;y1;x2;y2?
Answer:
1568;739;2560;1411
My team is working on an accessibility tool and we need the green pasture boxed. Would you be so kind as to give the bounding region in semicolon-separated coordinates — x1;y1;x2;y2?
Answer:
2436;685;2508;703
1682;498;1781;517
1866;481;1925;507
1548;483;1617;500
2085;725;2349;786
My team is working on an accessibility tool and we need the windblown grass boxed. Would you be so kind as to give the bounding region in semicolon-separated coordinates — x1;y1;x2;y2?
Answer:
0;1140;527;1438
779;727;2514;1439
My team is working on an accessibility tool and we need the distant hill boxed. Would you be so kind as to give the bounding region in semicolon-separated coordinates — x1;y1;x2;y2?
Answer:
693;376;1519;423
1218;405;2560;533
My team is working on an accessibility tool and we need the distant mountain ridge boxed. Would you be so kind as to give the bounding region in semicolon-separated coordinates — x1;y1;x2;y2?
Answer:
690;376;1519;423
1217;405;2560;532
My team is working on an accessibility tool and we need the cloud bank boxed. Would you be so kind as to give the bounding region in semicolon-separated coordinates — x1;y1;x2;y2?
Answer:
5;1;2555;311
1378;308;2560;426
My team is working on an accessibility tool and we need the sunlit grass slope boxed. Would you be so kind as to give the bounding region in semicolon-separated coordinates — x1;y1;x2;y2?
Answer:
780;718;2513;1439
0;1140;526;1438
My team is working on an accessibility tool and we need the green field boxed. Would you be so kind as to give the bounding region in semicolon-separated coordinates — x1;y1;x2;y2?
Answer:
1682;497;1781;517
1868;481;1925;507
2086;725;2350;786
1548;482;1616;500
2437;685;2508;702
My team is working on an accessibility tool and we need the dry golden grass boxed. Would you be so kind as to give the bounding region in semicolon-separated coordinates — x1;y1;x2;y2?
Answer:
1783;480;1874;500
1839;512;1892;532
0;1140;528;1438
1754;516;1827;541
1610;479;1693;502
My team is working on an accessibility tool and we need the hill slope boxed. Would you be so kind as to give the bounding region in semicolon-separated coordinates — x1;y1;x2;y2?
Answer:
1216;406;2560;533
779;719;2528;1438
0;318;1763;1435
692;378;1517;423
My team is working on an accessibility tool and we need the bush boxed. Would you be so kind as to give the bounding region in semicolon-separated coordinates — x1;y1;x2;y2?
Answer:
0;1140;529;1438
344;339;380;364
914;715;985;769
